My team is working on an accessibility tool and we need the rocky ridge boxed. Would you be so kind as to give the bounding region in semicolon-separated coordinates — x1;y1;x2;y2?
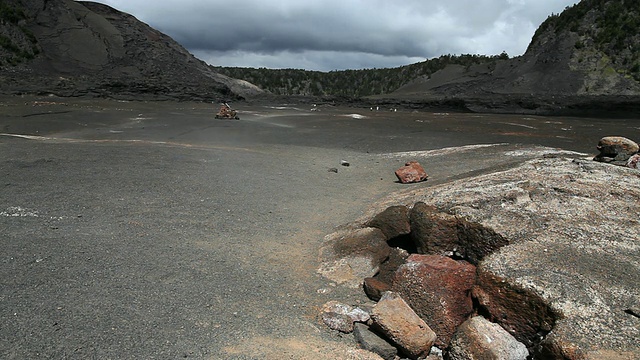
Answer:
0;0;263;100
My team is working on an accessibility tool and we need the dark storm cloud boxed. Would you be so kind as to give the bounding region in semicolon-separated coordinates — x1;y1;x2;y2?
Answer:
162;3;430;57
91;0;581;71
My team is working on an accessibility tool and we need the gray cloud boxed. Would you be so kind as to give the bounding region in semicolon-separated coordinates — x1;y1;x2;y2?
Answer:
91;0;580;71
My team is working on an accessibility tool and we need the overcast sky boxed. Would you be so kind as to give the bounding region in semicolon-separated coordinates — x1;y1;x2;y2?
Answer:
91;0;581;72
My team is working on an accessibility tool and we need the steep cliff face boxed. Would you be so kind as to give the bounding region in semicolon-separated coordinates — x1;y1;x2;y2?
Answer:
525;0;640;95
391;0;640;104
0;0;263;100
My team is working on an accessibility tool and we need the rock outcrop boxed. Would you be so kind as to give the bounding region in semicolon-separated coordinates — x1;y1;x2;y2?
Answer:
0;0;263;100
320;156;640;359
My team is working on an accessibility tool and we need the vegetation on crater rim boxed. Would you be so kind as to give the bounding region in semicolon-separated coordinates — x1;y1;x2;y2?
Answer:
532;0;640;81
0;1;39;66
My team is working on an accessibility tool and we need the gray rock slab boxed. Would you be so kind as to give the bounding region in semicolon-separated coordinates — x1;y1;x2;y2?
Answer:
362;157;640;359
448;316;529;360
318;227;390;288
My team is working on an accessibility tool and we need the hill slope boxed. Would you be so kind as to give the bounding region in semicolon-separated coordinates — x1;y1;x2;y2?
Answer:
215;54;508;98
385;0;640;114
0;0;263;100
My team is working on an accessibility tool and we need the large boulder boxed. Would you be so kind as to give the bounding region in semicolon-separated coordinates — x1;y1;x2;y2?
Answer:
390;254;476;348
409;202;508;264
593;136;639;165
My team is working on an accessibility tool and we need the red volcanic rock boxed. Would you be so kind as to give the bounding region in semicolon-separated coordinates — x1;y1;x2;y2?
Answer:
371;291;436;359
363;277;391;301
395;161;428;184
391;254;476;348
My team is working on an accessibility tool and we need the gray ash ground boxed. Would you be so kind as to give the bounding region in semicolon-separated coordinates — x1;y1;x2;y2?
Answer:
1;95;638;359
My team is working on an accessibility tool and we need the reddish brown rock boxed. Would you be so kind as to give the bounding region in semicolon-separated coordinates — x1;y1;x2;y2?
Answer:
391;254;476;348
395;161;428;184
409;202;459;255
363;277;391;301
371;291;437;359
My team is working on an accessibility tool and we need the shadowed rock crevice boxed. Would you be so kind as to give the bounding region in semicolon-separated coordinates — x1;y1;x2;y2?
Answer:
624;308;640;319
472;270;561;350
386;234;416;254
408;202;509;265
366;202;510;265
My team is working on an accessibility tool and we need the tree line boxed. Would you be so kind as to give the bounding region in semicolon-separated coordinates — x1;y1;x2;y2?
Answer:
214;53;509;97
218;0;640;94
